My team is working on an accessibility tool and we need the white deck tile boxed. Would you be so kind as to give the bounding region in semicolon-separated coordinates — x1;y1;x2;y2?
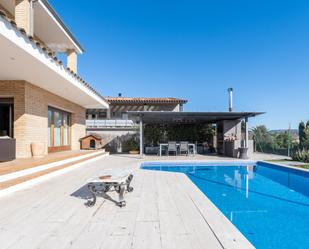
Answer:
0;155;254;249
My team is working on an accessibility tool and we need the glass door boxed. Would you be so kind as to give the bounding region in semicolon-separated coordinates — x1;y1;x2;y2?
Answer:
48;107;71;152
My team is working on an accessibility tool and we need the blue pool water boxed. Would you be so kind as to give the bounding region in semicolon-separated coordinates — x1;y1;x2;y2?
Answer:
141;161;309;249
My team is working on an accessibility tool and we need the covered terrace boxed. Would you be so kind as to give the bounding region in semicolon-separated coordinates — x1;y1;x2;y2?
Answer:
128;111;264;158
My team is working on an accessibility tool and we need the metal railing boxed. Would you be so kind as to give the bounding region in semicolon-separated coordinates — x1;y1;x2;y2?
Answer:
86;119;136;128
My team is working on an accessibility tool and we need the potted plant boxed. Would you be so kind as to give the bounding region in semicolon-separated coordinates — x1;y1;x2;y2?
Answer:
31;142;45;158
125;136;139;154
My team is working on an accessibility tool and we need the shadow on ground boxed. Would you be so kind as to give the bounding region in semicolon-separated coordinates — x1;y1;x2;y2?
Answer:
71;183;119;206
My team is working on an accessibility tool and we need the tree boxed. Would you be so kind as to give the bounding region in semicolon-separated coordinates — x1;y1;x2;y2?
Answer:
251;125;275;152
299;121;305;148
299;121;309;149
274;132;288;149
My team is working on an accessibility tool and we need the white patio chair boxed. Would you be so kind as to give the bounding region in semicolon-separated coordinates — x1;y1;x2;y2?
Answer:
179;141;189;156
167;141;177;156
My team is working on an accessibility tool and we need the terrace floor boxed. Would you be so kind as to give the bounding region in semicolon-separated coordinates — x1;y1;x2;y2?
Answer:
0;150;97;176
0;154;254;249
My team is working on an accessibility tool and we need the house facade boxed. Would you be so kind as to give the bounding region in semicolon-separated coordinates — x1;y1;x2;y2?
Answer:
0;0;108;158
86;96;187;152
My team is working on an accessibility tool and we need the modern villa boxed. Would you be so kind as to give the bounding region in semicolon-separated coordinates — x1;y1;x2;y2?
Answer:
0;2;308;249
0;0;108;159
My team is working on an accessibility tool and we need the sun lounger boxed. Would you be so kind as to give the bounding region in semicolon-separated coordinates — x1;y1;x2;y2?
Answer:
86;169;134;207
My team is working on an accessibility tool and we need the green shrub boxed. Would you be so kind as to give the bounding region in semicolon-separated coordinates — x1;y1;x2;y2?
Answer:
292;149;309;163
123;135;139;151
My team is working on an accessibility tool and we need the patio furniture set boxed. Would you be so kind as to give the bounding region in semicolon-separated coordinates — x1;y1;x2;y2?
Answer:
159;141;196;156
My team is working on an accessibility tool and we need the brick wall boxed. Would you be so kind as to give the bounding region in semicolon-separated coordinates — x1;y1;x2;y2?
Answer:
15;0;30;34
0;81;86;158
67;50;78;73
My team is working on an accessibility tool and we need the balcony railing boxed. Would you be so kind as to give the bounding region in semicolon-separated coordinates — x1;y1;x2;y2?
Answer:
86;119;137;128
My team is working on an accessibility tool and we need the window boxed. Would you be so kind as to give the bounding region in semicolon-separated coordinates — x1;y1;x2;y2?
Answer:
48;107;71;152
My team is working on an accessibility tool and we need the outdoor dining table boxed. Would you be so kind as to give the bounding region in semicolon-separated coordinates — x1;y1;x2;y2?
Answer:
159;143;196;156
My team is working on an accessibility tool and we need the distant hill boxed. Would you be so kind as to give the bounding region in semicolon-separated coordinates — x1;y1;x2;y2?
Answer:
269;129;298;135
269;129;299;141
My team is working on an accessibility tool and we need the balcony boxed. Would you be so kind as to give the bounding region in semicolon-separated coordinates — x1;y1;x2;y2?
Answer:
86;119;137;128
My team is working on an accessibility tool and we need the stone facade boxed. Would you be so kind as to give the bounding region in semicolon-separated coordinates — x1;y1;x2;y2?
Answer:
0;81;86;158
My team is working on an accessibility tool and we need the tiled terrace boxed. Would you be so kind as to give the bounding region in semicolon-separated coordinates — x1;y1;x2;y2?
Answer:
0;154;254;249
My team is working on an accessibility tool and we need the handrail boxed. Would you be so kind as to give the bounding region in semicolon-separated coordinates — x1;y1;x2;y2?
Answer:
86;119;136;128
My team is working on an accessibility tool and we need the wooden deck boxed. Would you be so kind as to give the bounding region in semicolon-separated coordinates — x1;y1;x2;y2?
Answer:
0;155;254;249
0;150;96;176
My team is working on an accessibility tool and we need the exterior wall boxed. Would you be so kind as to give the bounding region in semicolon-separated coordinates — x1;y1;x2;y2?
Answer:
223;120;242;140
0;81;26;157
67;49;78;73
0;81;86;158
15;0;30;34
0;3;14;19
87;129;138;153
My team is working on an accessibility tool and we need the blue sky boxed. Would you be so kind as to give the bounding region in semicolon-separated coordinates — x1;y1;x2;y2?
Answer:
50;0;309;130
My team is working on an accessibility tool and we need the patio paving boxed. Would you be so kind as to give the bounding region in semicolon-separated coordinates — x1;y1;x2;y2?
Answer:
0;154;254;249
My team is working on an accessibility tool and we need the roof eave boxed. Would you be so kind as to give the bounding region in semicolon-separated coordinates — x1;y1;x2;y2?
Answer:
39;0;84;53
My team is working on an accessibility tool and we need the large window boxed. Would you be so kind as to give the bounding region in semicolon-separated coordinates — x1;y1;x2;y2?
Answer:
48;107;71;152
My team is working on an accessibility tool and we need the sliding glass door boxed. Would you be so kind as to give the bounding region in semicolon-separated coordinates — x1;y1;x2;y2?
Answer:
48;107;71;152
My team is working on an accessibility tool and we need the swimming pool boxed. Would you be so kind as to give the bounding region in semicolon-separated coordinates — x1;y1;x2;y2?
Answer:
141;161;309;249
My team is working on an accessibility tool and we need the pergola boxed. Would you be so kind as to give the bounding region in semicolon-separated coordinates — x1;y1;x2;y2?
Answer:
128;111;264;157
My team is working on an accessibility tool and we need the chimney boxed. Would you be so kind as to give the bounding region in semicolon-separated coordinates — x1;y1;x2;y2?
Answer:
15;0;31;35
67;49;78;73
228;88;233;112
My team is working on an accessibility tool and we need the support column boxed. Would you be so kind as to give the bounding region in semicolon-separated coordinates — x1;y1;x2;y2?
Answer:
139;116;143;158
15;0;31;35
245;117;249;148
67;49;78;73
106;108;111;119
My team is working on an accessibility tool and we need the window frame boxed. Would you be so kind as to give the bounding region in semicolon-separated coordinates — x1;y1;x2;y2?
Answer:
48;106;71;153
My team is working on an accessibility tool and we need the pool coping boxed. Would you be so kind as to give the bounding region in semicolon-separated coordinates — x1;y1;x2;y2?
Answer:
140;160;256;249
142;159;309;173
258;160;309;173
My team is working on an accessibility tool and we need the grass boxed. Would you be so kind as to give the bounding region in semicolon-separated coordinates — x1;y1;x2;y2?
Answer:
297;164;309;169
